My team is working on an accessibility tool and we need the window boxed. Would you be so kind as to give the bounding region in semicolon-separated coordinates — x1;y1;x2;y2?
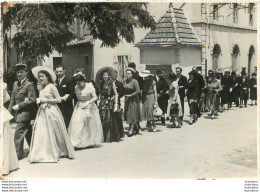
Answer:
212;4;219;21
116;55;131;82
233;3;238;23
53;57;62;70
249;4;254;26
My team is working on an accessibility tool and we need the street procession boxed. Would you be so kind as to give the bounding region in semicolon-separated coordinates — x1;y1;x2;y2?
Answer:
1;2;257;178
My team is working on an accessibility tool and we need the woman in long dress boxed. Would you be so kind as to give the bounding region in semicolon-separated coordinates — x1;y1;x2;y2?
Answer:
99;69;122;142
167;75;183;128
29;68;75;163
68;71;104;148
250;73;257;105
140;70;158;132
1;83;19;175
124;68;141;137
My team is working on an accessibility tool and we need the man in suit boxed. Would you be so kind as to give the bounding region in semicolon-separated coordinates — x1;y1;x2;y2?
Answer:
191;67;205;118
176;67;188;121
238;71;250;108
155;69;169;125
221;69;234;110
55;65;74;129
8;63;37;160
114;70;124;108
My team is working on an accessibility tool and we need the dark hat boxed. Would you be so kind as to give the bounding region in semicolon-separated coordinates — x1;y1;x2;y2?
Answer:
208;70;213;75
188;70;196;75
15;63;27;71
241;71;247;75
128;62;136;69
231;71;236;76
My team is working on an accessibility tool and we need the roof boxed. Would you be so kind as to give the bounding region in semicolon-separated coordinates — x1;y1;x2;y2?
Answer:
67;35;93;46
136;4;202;47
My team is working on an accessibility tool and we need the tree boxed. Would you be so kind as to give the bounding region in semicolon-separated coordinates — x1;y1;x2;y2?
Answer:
3;3;155;63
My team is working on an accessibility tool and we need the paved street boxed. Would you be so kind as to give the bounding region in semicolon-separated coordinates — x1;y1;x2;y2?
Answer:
7;104;257;179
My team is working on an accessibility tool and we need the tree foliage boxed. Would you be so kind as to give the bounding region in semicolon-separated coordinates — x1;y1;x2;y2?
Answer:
3;3;155;63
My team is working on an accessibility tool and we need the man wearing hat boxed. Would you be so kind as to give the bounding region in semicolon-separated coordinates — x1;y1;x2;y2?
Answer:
221;69;234;109
231;71;240;107
249;73;257;105
8;63;37;160
238;71;250;107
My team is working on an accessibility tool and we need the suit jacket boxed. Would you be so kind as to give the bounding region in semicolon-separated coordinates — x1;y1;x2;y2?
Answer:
195;72;205;90
238;77;250;90
156;76;169;96
177;75;188;98
115;80;124;99
8;79;37;122
221;75;234;91
56;76;74;112
186;79;199;100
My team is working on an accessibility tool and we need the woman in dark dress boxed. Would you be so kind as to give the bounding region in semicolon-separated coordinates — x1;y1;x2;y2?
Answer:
99;69;121;142
186;71;199;125
250;73;257;105
124;68;141;137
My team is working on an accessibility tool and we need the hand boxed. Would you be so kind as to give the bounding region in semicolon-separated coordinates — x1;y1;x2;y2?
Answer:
62;94;70;101
24;97;30;102
40;98;47;103
36;98;41;104
114;104;118;112
154;101;158;107
81;102;90;109
12;105;19;111
229;88;233;93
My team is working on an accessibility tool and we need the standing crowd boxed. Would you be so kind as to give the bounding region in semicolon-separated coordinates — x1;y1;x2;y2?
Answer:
1;62;257;175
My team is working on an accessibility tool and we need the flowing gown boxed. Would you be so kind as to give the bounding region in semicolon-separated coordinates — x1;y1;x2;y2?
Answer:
28;84;75;163
68;83;104;148
1;83;19;174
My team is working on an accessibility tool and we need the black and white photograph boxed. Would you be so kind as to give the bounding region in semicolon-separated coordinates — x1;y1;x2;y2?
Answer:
0;1;258;180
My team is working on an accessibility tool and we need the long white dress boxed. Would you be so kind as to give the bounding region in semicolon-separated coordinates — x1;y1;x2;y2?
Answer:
1;83;19;175
68;83;104;148
28;83;75;163
167;81;183;117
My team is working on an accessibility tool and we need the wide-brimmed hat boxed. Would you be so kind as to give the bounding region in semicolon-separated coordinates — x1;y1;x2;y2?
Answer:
139;70;153;77
15;63;27;71
32;66;57;82
224;69;230;73
95;67;116;83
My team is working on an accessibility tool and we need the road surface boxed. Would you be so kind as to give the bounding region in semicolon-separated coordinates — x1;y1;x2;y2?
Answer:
7;104;257;179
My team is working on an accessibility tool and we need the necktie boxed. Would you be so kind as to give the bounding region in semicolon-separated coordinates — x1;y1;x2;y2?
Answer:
17;81;21;87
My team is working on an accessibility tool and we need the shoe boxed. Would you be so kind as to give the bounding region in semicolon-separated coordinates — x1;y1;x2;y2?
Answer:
245;105;247;108
171;124;176;128
189;121;193;125
152;127;157;132
240;105;242;108
211;115;215;119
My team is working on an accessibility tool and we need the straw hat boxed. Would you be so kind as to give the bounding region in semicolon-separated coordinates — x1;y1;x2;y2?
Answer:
32;66;57;82
139;70;153;78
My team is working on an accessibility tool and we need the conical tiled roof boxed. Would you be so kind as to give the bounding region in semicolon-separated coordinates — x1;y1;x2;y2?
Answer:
136;4;201;47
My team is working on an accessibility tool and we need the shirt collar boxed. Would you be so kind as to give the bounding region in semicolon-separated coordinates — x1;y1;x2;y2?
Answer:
20;77;27;84
58;75;65;84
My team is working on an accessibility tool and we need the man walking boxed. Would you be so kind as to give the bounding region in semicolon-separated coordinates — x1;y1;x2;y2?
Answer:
176;67;188;121
192;66;205;118
156;69;169;125
8;63;37;160
221;69;233;110
55;65;74;129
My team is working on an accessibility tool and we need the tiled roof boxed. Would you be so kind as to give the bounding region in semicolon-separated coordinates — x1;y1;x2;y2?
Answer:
67;35;93;46
136;4;202;47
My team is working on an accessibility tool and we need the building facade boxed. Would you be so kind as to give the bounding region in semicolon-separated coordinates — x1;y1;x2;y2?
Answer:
180;3;257;75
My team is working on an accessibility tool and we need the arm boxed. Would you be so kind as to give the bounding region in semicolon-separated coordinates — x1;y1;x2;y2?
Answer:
8;83;16;114
18;83;37;110
41;85;61;104
153;80;158;104
80;84;97;109
127;80;140;98
112;81;119;110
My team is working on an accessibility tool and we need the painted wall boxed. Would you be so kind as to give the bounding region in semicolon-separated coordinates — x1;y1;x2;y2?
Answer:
40;51;62;70
62;44;94;80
